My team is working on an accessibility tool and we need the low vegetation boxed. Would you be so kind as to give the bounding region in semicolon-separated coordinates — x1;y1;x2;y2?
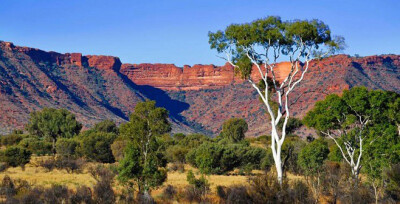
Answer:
0;87;398;203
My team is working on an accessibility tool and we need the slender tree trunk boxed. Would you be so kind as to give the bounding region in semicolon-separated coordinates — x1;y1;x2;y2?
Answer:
52;138;56;155
275;157;283;185
372;182;378;204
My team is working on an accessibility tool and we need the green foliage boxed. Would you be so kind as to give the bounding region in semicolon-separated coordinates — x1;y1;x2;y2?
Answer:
277;118;303;134
119;101;171;141
80;132;116;163
304;87;400;182
4;146;31;167
187;142;266;174
363;123;400;181
173;133;186;141
118;101;170;193
0;131;24;146
385;164;400;201
166;145;188;163
26;108;82;152
187;170;209;191
281;137;306;174
298;139;329;176
219;118;248;143
56;138;79;158
118;143;167;193
209;16;344;79
110;139;128;161
177;134;210;149
18;137;52;156
328;144;343;162
92;120;118;134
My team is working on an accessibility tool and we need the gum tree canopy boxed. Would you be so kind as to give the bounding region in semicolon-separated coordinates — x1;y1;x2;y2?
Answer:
209;16;345;183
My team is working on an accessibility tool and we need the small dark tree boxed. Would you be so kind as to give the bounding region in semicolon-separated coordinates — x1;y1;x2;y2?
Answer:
93;120;118;134
80;132;116;163
219;118;248;143
26;108;82;153
4;146;31;168
298;139;329;201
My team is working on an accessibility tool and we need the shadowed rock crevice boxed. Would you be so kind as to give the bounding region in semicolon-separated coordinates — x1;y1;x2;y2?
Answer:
117;72;190;122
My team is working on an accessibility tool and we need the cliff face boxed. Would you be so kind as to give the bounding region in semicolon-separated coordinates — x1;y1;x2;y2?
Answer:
0;41;399;137
0;42;145;133
120;62;293;90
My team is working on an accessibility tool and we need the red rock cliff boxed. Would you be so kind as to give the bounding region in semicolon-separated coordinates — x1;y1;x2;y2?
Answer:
120;62;293;90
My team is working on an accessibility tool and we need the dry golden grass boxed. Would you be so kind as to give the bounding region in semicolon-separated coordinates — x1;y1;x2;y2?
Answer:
163;164;249;192
0;156;306;202
0;164;96;189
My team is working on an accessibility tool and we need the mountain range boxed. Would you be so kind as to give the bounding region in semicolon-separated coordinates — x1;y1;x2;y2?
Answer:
0;41;399;136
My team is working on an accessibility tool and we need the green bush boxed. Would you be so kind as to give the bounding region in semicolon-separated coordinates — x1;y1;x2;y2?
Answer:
110;139;128;161
219;118;248;143
80;132;116;163
178;134;210;149
187;142;265;174
0;133;23;146
298;139;329;176
56;138;79;157
18;137;52;156
166;145;189;163
4;146;31;167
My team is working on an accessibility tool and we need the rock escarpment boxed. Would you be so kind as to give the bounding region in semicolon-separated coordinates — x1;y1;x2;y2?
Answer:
0;41;399;137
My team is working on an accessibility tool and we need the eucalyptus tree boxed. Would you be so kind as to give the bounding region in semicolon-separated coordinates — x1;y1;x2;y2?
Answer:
27;108;82;153
304;87;400;181
208;16;344;183
118;100;170;198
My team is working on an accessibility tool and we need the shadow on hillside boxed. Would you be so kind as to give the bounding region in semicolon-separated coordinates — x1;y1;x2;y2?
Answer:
117;73;190;122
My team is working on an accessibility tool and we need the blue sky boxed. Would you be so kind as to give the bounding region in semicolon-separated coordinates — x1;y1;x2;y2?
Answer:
1;0;399;66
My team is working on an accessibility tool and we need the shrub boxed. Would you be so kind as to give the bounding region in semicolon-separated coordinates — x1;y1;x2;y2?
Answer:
18;137;52;156
169;162;185;173
0;162;7;172
247;173;312;203
80;132;116;163
261;151;274;172
226;186;252;204
385;164;400;202
55;138;79;157
93;119;119;134
0;133;23;146
187;142;265;174
42;184;69;204
178;134;210;149
110;139;127;161
161;185;177;201
219;118;248;143
90;165;116;204
173;133;186;141
136;193;156;204
57;157;86;173
39;157;85;173
0;175;16;198
38;158;56;171
69;186;93;204
166;145;188;163
185;170;210;202
93;177;115;204
4;146;31;167
241;146;266;170
298;139;329;176
88;165;115;182
19;187;44;204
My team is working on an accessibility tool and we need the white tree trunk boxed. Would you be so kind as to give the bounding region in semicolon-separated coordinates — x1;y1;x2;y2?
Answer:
224;41;312;184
